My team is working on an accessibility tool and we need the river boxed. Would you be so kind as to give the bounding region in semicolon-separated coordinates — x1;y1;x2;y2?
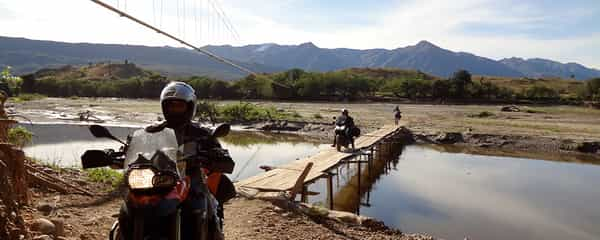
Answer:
20;123;600;240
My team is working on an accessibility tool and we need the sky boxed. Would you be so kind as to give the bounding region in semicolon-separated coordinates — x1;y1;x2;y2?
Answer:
1;0;599;68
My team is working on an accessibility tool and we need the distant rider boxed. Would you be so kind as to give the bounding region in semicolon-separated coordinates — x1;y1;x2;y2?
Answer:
393;105;402;125
332;109;355;149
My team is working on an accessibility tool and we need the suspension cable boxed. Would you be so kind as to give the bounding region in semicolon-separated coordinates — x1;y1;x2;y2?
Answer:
89;0;256;75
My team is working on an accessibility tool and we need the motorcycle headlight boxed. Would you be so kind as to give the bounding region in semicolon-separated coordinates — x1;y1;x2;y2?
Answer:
152;173;177;189
127;168;155;190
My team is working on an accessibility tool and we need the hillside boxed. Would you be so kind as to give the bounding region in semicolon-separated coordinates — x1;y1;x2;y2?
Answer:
500;57;600;80
474;75;584;97
2;36;600;81
205;41;600;80
206;41;524;78
0;36;280;80
30;62;154;81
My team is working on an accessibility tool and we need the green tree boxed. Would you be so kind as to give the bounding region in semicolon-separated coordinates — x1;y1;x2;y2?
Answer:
524;85;559;100
297;75;322;98
451;69;472;98
583;78;600;100
432;80;451;101
1;66;23;96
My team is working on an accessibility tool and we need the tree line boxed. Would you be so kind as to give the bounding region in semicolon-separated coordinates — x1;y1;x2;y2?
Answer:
13;66;600;103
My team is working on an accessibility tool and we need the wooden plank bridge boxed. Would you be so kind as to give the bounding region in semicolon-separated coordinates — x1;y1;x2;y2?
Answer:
236;124;405;205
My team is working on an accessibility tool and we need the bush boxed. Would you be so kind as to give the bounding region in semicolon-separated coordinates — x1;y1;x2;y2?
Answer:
218;103;276;122
524;85;559;100
196;101;219;123
10;93;46;102
468;111;495;118
85;168;123;188
8;126;33;148
1;66;22;96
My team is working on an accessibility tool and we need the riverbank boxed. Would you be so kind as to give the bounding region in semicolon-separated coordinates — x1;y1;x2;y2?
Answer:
21;162;433;240
11;97;600;158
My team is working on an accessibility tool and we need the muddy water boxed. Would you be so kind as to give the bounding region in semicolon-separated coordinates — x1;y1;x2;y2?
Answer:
316;145;600;240
20;124;327;179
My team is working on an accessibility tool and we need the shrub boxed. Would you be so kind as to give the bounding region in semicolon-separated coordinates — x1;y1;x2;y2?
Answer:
8;126;32;148
85;168;123;188
468;111;495;118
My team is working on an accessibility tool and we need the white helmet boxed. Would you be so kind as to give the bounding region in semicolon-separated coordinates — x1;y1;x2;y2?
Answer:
341;108;348;115
160;82;197;127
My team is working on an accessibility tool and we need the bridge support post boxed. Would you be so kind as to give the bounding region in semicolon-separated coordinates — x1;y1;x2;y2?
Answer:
301;185;308;203
365;153;371;177
327;173;334;210
356;158;361;216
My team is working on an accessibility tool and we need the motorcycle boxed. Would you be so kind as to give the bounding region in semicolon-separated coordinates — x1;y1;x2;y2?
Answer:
333;117;359;152
81;124;231;240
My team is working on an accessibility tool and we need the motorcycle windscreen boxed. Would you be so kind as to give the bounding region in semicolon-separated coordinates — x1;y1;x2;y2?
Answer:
125;128;179;172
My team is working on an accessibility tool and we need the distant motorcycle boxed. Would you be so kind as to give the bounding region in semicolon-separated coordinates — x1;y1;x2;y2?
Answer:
81;124;231;240
333;117;360;152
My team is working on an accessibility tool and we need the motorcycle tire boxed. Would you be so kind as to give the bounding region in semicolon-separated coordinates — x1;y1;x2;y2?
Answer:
336;135;342;152
109;221;121;240
207;216;224;240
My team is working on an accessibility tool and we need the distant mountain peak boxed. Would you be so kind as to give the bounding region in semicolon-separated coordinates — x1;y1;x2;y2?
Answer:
415;40;438;49
299;42;318;48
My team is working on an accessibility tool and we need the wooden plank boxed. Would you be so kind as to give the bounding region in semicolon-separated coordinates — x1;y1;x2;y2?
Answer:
289;162;313;201
235;124;403;193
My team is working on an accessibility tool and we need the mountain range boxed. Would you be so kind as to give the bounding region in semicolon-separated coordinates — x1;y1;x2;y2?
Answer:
1;36;599;80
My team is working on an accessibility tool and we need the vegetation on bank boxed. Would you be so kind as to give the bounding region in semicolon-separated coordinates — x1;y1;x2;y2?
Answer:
7;126;33;148
1;66;23;96
196;101;301;123
85;168;124;188
12;63;600;104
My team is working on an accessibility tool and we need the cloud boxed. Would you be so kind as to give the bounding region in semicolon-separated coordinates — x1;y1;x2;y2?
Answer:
1;0;599;68
0;3;16;20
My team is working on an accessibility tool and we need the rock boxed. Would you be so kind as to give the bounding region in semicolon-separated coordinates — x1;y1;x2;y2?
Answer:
31;218;56;235
501;105;521;112
42;168;57;175
282;122;303;131
51;218;65;237
36;202;54;215
327;210;363;225
435;132;464;144
79;233;96;240
577;142;600;153
33;235;52;240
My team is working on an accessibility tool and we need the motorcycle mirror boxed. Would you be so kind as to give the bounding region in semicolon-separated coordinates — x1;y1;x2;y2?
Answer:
212;123;231;138
89;125;126;145
81;150;111;169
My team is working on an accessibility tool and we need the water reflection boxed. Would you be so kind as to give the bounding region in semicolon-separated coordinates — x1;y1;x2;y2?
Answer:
20;124;327;180
342;145;600;240
21;123;134;166
220;131;328;181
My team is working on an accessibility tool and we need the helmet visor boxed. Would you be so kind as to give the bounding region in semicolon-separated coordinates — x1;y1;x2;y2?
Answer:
165;100;188;114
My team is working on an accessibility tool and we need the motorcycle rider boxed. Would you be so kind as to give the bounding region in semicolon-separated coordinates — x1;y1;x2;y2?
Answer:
393;105;402;125
332;108;355;150
120;81;235;239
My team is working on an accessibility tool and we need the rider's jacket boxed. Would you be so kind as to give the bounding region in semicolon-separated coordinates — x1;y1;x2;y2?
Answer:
147;121;236;203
